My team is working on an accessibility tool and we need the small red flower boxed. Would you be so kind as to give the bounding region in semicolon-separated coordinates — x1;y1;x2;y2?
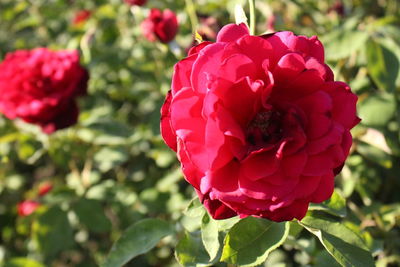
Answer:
17;201;40;217
73;10;92;25
38;182;53;197
0;48;89;133
124;0;147;6
141;9;178;43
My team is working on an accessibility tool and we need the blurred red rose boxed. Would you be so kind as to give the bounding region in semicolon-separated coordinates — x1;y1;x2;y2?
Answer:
17;201;40;216
141;9;178;43
328;1;345;16
161;24;359;222
0;48;89;133
72;10;91;25
38;182;53;197
124;0;147;6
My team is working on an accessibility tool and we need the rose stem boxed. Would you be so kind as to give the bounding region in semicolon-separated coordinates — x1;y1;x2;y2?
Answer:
185;0;199;34
248;0;256;35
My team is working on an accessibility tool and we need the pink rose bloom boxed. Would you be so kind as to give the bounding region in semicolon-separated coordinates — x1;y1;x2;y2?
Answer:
161;24;359;222
124;0;147;6
17;201;40;217
0;48;89;133
141;9;178;43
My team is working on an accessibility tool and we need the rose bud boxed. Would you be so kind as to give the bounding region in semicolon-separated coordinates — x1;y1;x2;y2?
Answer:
328;1;345;16
38;182;53;197
72;9;91;26
161;23;359;222
124;0;147;6
17;201;40;217
0;48;89;134
141;9;178;43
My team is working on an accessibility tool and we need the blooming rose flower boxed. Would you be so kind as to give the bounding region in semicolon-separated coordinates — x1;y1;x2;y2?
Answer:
124;0;147;6
72;10;92;26
161;24;359;222
141;9;178;43
0;48;89;133
17;200;40;216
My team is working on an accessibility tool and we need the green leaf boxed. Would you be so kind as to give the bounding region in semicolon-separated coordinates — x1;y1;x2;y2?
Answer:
94;147;128;173
184;197;206;218
181;198;206;232
309;190;347;217
366;39;399;92
299;215;375;267
32;206;74;258
314;251;342;267
4;258;45;267
78;119;131;145
102;218;174;267
201;213;220;261
175;231;213;267
217;216;241;232
356;141;392;168
376;29;400;87
322;30;368;60
72;198;112;233
221;217;289;267
358;92;396;128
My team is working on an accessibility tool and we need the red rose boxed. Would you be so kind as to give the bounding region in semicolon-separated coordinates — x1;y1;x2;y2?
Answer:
141;9;178;43
38;182;53;197
161;24;359;222
72;10;92;25
124;0;147;6
17;200;40;216
0;48;89;134
328;1;345;16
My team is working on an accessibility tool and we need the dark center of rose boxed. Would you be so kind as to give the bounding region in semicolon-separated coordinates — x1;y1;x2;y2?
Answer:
246;110;283;147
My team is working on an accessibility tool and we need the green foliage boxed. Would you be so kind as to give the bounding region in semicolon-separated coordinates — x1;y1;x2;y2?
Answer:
0;0;400;266
322;29;368;61
309;190;347;217
358;92;396;128
32;206;74;258
221;217;289;267
102;218;174;267
201;213;220;261
300;215;375;267
72;198;112;233
4;258;46;267
175;231;214;267
366;39;399;92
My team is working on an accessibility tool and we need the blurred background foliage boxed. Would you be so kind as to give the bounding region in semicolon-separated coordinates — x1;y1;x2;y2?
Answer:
0;0;399;266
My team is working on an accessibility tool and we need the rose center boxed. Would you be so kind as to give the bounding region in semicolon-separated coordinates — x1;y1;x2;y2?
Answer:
246;110;283;147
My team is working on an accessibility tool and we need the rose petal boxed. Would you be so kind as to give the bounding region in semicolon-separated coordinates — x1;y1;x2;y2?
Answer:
216;23;249;43
160;91;177;151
